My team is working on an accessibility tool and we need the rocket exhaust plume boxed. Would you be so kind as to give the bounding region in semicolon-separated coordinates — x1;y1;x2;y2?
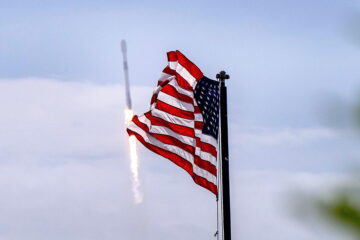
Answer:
122;40;143;204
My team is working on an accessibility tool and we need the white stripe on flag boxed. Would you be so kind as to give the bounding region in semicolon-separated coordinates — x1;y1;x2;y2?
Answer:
128;123;217;185
195;129;218;147
157;91;194;111
195;147;217;166
168;61;197;88
149;125;195;147
168;79;193;97
152;108;194;128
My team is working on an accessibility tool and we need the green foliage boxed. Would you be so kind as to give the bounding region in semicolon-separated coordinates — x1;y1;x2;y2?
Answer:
293;97;360;239
312;96;360;238
318;193;360;238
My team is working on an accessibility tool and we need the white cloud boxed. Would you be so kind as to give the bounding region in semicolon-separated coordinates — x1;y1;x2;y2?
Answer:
0;78;355;240
236;126;339;146
0;78;153;162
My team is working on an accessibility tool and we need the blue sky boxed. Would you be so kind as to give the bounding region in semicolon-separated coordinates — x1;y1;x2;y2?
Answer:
1;0;360;239
2;0;359;83
1;0;360;128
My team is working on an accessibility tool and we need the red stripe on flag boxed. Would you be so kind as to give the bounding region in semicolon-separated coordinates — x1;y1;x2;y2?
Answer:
195;121;203;129
162;66;176;76
176;50;204;81
194;106;201;113
132;114;195;156
196;137;217;157
175;74;193;91
161;84;194;104
131;115;194;154
151;80;170;105
131;115;150;132
156;100;194;120
127;128;218;195
194;155;217;176
151;134;195;154
157;79;170;87
146;113;195;138
167;51;178;62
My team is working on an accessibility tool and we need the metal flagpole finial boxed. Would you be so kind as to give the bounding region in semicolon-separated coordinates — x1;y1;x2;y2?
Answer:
216;71;230;81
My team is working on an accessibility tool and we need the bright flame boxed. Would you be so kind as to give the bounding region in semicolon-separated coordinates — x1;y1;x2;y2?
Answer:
124;108;143;204
124;108;134;125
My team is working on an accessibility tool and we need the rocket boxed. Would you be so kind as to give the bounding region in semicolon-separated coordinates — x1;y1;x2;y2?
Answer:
122;40;142;204
121;40;132;110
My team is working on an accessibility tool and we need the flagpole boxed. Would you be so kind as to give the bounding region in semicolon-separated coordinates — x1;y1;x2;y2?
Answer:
217;71;231;240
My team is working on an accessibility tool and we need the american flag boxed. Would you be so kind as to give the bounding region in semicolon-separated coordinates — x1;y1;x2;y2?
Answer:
127;50;219;195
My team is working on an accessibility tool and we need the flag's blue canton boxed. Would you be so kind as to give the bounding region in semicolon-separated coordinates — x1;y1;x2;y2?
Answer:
194;76;220;139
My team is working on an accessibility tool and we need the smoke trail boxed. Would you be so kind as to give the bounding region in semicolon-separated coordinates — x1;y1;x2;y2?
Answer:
121;40;142;204
124;108;143;204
